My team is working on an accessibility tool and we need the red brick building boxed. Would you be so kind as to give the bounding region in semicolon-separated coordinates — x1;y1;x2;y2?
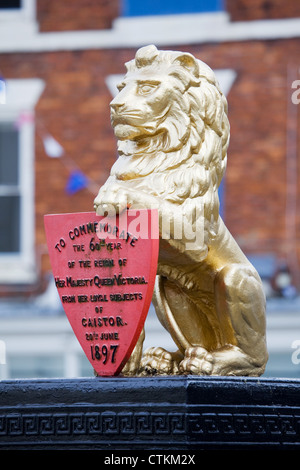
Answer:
0;0;299;378
1;0;300;292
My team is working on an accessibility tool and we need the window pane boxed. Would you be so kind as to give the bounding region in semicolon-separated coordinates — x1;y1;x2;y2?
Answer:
78;353;94;377
0;195;20;252
0;123;19;185
122;0;224;16
0;0;21;9
9;355;64;379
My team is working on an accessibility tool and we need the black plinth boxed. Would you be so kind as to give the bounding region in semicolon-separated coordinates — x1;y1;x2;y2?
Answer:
0;376;299;450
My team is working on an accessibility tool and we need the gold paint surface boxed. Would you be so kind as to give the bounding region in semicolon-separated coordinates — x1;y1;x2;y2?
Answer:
94;45;268;376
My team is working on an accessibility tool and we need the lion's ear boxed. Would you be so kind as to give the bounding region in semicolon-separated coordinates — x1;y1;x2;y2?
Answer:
174;53;199;79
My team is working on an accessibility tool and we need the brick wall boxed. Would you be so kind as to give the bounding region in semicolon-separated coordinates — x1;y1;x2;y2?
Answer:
0;49;119;281
226;0;300;21
37;0;120;32
0;37;299;287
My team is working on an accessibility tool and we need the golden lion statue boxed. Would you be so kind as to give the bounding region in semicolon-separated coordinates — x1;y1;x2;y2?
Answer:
94;45;268;376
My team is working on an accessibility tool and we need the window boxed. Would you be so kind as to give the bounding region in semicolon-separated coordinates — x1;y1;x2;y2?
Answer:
0;0;21;8
0;78;44;284
122;0;224;16
0;123;20;253
8;355;64;379
0;0;37;37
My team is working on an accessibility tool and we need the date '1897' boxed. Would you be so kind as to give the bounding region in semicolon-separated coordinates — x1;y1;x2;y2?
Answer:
91;344;119;364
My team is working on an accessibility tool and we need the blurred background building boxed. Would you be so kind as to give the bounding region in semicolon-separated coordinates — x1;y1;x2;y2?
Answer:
0;0;300;379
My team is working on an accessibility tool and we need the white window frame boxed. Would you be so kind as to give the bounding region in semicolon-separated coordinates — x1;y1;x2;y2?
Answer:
0;0;37;36
0;78;44;284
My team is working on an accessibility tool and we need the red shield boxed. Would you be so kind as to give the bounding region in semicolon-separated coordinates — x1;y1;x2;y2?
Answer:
44;209;158;376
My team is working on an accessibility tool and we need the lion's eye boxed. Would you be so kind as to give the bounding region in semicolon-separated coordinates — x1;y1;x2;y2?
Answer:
138;84;157;95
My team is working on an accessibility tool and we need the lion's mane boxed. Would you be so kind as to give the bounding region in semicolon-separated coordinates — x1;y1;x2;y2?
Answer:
110;45;230;241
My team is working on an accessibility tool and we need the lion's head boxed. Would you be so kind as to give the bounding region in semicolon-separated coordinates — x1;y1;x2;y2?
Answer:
110;46;198;147
109;45;230;233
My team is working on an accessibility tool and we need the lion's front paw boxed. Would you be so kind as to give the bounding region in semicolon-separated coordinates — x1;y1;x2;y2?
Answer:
140;347;180;375
94;183;129;215
179;347;214;375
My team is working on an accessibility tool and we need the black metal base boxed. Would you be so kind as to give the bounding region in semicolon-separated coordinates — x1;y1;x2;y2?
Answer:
0;376;299;450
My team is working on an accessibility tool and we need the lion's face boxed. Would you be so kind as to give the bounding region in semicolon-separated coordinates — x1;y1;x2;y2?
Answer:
109;45;229;198
110;67;186;142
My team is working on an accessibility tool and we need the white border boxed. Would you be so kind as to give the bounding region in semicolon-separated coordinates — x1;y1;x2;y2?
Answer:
0;12;300;53
0;78;45;284
0;0;37;36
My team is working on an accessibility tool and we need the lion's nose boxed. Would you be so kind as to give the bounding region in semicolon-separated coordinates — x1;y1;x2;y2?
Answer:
110;101;125;112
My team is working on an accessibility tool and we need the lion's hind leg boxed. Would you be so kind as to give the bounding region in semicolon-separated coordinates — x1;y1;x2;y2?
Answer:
180;263;268;376
214;263;268;375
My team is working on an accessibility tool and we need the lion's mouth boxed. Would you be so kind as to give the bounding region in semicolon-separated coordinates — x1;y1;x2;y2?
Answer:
110;104;172;130
111;109;144;125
